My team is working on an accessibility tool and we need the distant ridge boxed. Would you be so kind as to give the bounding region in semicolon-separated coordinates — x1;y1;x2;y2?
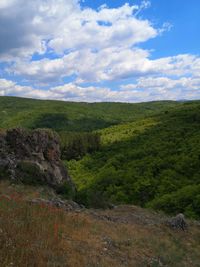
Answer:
0;96;182;132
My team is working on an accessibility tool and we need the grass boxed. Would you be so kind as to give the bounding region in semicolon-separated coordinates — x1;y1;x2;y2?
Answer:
0;181;200;267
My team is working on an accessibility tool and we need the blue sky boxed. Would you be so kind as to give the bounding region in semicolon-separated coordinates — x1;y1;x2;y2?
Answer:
0;0;199;102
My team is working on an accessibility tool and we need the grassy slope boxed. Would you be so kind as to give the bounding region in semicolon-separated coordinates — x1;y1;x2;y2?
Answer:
0;96;180;132
0;181;200;267
67;101;200;217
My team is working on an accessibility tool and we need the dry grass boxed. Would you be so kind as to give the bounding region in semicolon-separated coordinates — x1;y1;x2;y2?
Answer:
0;181;200;267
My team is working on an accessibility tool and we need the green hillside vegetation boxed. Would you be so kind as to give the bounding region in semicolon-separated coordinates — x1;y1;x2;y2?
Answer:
0;96;200;219
0;96;180;132
67;101;200;219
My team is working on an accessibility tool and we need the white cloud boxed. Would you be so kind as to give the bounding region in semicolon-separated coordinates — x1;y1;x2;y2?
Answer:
120;76;200;100
1;0;162;88
9;51;200;87
0;0;157;60
1;77;199;103
9;48;151;84
0;0;80;60
0;0;199;102
49;4;157;53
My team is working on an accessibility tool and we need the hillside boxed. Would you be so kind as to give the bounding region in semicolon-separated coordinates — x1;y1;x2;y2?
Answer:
0;181;200;267
0;97;200;266
0;96;200;219
67;101;200;218
0;96;180;132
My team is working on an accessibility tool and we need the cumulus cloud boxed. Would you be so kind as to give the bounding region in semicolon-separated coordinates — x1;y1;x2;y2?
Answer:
9;48;151;84
0;0;199;102
1;77;200;103
0;0;83;59
120;76;200;100
9;51;200;86
0;0;156;60
49;5;157;53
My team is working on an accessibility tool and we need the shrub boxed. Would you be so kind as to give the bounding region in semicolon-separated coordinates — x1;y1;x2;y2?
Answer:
147;184;200;219
16;161;45;186
56;181;76;200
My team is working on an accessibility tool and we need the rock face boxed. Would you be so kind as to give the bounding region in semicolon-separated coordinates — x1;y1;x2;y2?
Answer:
0;128;75;191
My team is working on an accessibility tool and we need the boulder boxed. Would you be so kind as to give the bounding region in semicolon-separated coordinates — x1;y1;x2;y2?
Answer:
167;213;188;230
0;128;75;192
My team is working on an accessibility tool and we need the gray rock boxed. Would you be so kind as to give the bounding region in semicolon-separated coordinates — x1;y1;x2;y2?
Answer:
29;198;82;211
0;128;75;192
167;213;188;230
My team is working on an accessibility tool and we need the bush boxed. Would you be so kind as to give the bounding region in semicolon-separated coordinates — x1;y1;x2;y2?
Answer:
75;188;110;209
56;182;76;200
147;184;200;219
16;161;45;186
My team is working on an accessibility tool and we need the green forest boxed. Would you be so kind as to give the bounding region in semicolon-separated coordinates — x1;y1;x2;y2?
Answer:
0;96;200;219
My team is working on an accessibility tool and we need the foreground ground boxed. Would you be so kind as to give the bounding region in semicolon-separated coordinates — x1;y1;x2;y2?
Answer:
0;181;200;267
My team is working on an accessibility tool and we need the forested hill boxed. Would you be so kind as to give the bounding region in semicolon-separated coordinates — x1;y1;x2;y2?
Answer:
67;100;200;219
0;96;200;219
0;96;180;131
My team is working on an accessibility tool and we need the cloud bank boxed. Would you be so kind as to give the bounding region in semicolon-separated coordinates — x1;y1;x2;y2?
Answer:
0;0;199;102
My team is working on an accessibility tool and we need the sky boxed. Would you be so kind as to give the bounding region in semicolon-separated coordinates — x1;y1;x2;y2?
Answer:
0;0;199;102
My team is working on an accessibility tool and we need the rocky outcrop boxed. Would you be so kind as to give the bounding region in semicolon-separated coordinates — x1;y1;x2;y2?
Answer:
0;128;75;191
